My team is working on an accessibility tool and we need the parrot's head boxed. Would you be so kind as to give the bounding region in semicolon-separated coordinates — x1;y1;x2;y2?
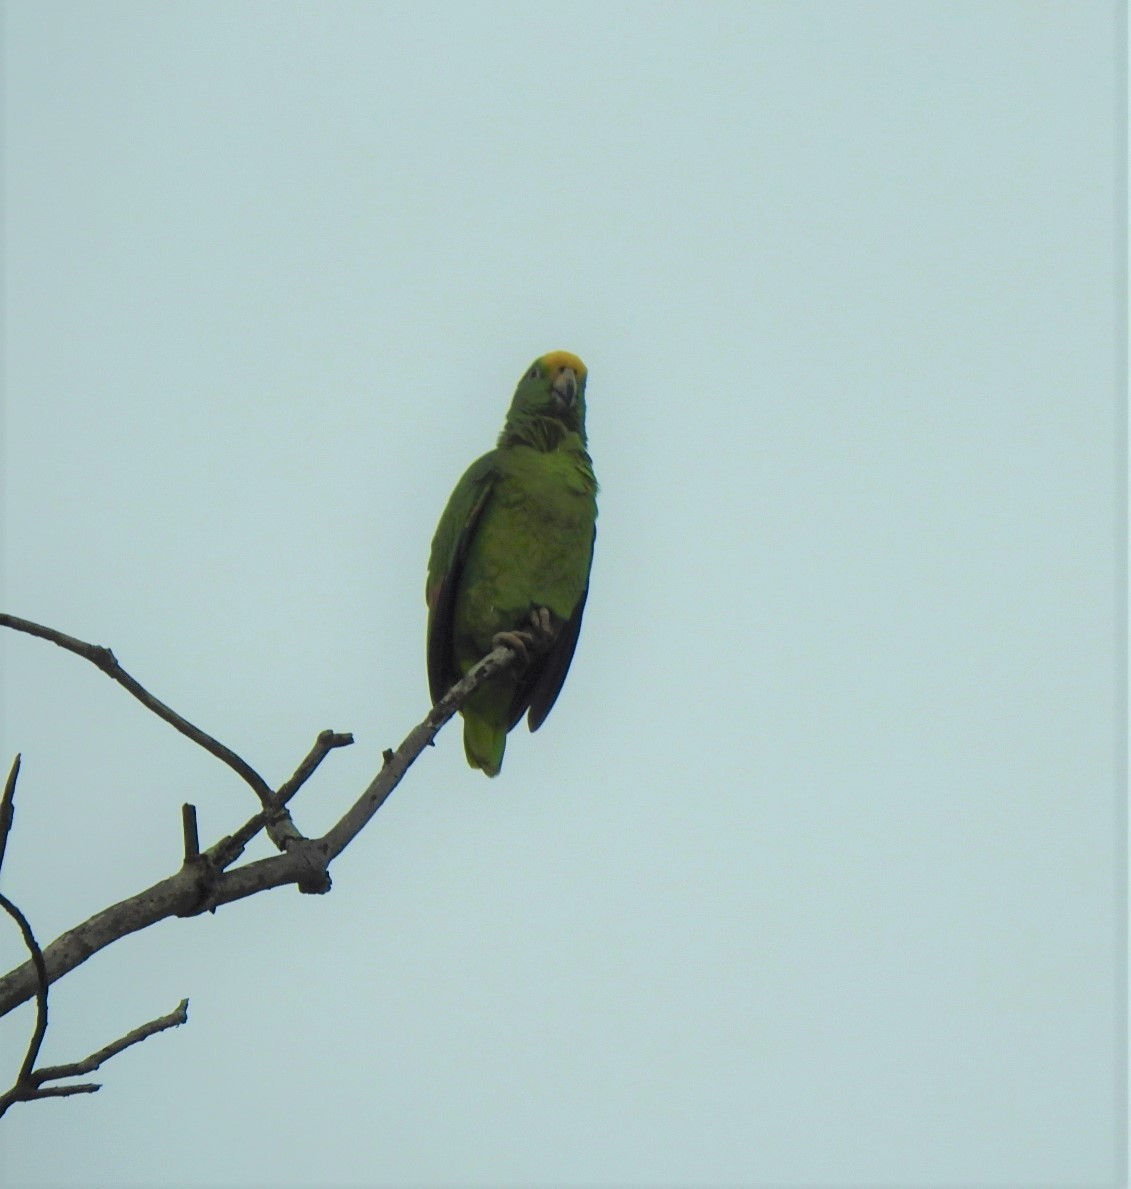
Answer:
504;350;589;445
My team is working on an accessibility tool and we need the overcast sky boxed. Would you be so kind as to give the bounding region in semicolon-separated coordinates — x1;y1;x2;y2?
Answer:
1;2;1123;1185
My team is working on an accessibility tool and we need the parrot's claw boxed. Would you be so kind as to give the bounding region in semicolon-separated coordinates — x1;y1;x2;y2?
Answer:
493;608;557;667
492;629;532;664
528;605;555;644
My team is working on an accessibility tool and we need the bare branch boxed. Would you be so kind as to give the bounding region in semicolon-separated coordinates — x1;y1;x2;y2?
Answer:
0;754;21;873
0;797;188;1113
260;728;353;853
17;1082;100;1099
276;729;355;804
318;642;519;862
0;997;188;1112
0;892;49;1118
0;640;523;1016
203;730;355;873
33;999;189;1087
0;613;275;807
1;867;198;1016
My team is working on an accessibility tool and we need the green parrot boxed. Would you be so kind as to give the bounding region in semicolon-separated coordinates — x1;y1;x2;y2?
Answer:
426;350;598;776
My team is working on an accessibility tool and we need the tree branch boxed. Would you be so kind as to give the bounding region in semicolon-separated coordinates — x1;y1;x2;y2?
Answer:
0;614;275;807
203;729;355;872
0;891;49;1116
0;817;185;1115
0;754;21;873
0;609;544;1116
0;639;522;1017
0;999;188;1114
276;729;356;805
32;999;189;1087
14;1083;101;1100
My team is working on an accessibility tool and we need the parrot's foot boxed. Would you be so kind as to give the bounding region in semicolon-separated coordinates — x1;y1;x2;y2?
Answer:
527;605;555;644
492;607;557;666
492;629;534;664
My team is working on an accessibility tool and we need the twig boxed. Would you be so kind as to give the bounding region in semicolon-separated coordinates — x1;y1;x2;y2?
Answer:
17;1083;100;1099
0;614;275;808
181;804;200;862
33;999;189;1087
0;892;49;1119
261;729;353;853
274;730;354;805
0;755;20;873
317;642;520;862
0;998;188;1113
0;640;525;1015
204;729;355;873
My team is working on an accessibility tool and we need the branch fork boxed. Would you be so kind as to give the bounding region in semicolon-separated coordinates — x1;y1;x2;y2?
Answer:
0;611;531;1111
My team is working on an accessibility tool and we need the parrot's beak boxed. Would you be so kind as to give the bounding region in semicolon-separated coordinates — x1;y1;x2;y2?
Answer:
551;367;578;410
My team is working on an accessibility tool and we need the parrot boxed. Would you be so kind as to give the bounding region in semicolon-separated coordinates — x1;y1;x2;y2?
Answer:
426;350;598;777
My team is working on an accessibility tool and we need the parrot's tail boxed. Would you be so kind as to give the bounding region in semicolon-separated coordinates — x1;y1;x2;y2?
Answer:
463;712;506;777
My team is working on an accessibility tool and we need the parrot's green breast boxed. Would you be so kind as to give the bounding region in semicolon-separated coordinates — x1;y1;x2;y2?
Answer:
453;444;595;668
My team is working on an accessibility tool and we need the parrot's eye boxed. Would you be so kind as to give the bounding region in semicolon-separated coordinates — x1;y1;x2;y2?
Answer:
527;366;539;381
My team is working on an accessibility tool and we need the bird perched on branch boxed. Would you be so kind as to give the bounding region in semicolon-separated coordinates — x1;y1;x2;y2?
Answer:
426;351;598;776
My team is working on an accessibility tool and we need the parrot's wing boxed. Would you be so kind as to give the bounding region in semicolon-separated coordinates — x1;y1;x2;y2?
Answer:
426;452;497;705
522;523;597;733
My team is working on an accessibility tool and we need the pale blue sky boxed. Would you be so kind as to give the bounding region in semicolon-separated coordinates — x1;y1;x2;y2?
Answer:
1;2;1123;1185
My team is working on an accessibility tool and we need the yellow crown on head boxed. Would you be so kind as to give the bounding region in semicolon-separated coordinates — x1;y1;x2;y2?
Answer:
538;350;587;378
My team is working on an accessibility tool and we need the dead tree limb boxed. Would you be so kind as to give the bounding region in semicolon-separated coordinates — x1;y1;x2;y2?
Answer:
0;755;20;871
0;889;48;1116
0;614;274;803
0;991;189;1115
0;754;190;1115
0;612;306;849
0;614;525;1018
